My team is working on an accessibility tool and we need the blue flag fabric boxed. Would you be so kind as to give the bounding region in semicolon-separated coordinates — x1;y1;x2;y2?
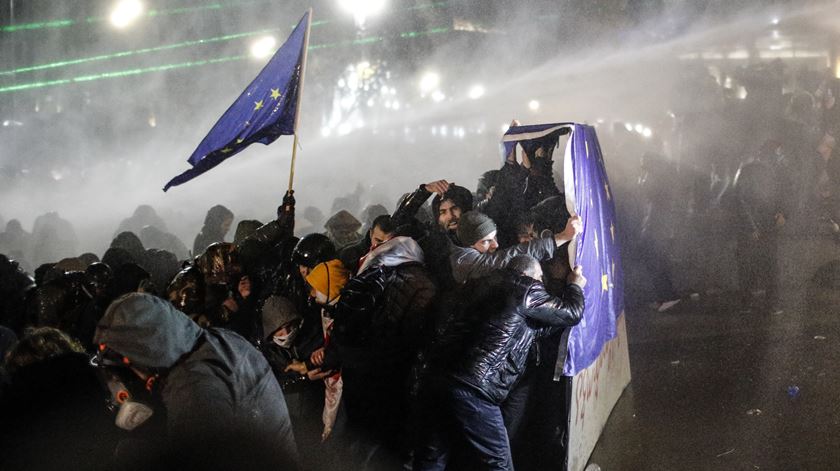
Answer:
502;122;624;376
163;11;309;191
562;124;624;375
501;122;572;160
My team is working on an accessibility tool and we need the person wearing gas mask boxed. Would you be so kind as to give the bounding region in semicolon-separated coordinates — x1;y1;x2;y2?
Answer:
93;293;299;469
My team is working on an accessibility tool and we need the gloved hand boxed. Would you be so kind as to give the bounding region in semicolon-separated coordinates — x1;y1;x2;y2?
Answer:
277;190;295;221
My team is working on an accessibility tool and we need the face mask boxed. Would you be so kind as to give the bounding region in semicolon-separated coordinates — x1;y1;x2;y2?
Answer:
101;371;155;431
115;400;155;431
272;325;299;348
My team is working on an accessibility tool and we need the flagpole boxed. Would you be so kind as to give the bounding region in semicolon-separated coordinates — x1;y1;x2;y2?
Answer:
287;7;313;192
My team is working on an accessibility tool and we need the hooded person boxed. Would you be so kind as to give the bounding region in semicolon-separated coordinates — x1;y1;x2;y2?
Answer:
93;293;299;469
139;225;189;261
233;219;265;245
116;205;169;237
193;205;234;256
30;212;79;267
258;295;325;468
110;232;147;268
324;210;363;250
0;219;31;267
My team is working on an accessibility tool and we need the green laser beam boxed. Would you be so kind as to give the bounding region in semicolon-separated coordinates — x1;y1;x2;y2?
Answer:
0;56;246;93
2;0;281;33
0;26;455;94
0;28;278;76
2;1;447;34
2;22;451;77
400;27;450;38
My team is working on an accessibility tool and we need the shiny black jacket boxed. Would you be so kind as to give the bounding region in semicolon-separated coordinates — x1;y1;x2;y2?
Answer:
427;269;584;404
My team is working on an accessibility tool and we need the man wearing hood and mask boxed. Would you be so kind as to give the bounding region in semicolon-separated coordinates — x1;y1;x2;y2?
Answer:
93;293;299;469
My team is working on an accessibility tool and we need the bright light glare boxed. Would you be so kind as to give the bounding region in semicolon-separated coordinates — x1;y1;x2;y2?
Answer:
771;17;780;25
624;123;633;132
420;72;440;93
431;90;446;102
339;0;387;27
634;123;644;133
642;127;652;138
250;36;277;59
110;0;144;29
468;84;485;100
528;100;540;111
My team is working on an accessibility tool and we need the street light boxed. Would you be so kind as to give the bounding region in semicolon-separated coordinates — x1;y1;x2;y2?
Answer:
528;100;540;111
250;36;277;59
419;72;440;94
110;0;144;29
468;84;485;100
338;0;387;28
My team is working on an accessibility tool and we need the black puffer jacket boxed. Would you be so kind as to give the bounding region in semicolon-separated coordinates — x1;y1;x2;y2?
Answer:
327;237;437;371
427;269;584;404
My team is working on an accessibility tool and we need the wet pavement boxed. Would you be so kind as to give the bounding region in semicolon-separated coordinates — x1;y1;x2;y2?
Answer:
587;288;840;470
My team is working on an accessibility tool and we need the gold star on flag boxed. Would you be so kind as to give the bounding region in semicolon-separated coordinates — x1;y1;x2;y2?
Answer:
602;274;609;292
270;88;282;100
220;148;233;154
254;100;264;111
236;138;244;144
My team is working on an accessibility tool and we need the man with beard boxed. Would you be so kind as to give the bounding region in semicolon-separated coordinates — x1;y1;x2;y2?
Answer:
391;180;473;288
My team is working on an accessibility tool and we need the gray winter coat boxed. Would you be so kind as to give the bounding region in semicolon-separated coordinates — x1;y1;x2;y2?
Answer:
94;293;299;466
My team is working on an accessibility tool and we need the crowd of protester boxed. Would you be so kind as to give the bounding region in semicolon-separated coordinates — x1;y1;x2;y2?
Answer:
5;59;840;470
606;61;840;312
0;133;588;471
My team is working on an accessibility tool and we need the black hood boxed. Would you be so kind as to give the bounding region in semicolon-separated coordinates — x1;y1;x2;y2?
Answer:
94;293;203;369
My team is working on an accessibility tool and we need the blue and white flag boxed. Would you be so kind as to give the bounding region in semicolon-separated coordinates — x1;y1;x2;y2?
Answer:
164;11;310;191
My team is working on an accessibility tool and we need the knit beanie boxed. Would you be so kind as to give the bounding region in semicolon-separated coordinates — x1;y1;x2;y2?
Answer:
457;211;497;246
305;259;350;302
261;295;301;338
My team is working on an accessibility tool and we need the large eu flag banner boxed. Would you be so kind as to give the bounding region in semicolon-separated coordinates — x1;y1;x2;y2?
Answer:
163;11;310;191
562;124;624;376
502;122;624;376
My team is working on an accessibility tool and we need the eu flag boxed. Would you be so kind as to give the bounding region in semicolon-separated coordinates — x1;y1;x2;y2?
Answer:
503;123;625;376
163;11;310;191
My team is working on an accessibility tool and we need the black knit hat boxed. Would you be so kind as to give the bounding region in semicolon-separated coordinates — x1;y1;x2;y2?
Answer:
457;211;497;246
